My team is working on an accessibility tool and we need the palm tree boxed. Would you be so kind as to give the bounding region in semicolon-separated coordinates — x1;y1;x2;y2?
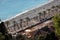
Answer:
56;6;59;8
43;11;46;18
13;21;16;31
51;6;56;14
51;6;55;9
47;9;51;18
38;12;42;21
15;21;20;29
47;9;50;12
55;5;60;13
56;5;60;15
58;5;60;8
13;21;20;30
5;21;10;27
26;17;30;26
19;19;23;29
5;21;10;33
55;5;60;9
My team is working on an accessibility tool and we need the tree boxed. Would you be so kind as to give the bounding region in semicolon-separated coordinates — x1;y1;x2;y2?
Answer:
47;9;51;17
26;17;30;26
53;14;60;37
19;19;23;29
13;21;16;31
0;32;5;40
16;34;28;40
5;21;10;27
43;11;46;18
51;6;55;9
38;12;42;21
0;22;8;35
13;21;20;31
56;5;60;9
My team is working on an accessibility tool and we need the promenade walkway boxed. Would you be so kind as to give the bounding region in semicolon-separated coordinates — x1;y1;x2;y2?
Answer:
19;20;52;38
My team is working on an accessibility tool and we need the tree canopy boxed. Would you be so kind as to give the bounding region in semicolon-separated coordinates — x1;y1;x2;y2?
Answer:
53;14;60;36
0;32;5;40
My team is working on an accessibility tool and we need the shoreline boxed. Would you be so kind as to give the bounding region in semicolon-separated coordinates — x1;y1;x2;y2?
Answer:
3;0;53;22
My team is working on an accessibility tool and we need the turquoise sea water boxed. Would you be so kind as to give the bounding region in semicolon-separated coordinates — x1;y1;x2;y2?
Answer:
0;0;49;20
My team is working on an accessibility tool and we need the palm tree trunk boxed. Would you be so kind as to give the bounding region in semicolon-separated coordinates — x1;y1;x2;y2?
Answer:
19;19;23;29
38;12;42;22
